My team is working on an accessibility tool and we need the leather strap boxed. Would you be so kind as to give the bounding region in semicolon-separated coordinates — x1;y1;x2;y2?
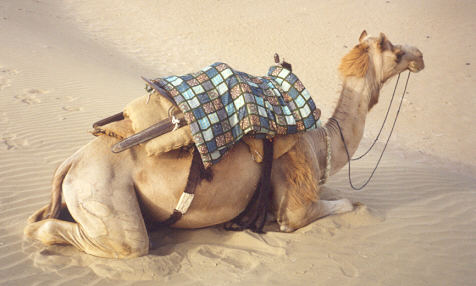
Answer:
111;115;185;153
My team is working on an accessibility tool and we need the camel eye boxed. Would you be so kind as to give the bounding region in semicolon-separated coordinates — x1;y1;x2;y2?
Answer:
395;51;405;63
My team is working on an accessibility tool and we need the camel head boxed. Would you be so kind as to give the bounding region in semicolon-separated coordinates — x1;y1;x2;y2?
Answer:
339;30;424;109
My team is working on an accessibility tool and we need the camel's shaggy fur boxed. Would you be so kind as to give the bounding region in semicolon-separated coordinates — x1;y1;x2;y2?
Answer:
280;139;319;211
338;43;370;78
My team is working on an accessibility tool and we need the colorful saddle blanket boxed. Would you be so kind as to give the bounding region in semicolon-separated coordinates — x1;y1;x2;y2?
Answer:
155;62;321;167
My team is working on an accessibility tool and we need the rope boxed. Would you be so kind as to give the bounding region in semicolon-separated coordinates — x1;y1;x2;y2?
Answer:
351;73;401;160
330;71;411;191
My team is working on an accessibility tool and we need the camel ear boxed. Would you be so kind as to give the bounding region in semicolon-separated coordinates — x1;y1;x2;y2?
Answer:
379;33;388;45
359;30;368;42
379;32;393;50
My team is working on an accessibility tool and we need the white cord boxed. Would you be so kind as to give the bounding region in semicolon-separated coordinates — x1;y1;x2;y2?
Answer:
171;115;180;131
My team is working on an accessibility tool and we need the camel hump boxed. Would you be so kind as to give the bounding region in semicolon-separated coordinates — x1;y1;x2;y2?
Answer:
242;134;300;163
125;93;194;155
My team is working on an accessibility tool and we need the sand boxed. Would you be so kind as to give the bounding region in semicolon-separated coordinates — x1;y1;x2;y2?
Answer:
1;0;475;285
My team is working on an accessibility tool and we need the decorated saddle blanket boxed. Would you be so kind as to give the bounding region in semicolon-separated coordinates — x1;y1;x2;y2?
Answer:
154;62;321;167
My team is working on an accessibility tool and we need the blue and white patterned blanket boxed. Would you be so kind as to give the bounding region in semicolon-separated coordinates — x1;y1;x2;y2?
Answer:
154;62;320;167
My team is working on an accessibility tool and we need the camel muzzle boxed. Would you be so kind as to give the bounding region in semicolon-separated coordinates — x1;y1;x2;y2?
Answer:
409;58;425;72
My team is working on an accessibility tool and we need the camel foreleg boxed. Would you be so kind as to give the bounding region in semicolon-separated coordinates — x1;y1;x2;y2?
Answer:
276;197;353;232
271;157;353;232
271;137;353;232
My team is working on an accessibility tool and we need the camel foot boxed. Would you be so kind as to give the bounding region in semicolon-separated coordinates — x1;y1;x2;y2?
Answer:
277;199;354;233
24;219;70;245
331;198;354;214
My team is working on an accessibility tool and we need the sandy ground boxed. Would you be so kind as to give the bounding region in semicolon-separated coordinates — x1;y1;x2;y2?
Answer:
1;0;475;285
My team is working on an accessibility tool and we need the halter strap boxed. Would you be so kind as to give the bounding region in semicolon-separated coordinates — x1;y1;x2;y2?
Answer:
319;126;332;185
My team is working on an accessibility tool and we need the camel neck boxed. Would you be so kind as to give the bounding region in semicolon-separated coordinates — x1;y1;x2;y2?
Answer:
323;76;378;176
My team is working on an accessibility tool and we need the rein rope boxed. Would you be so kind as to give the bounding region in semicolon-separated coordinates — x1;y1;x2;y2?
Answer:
330;71;411;191
351;73;401;161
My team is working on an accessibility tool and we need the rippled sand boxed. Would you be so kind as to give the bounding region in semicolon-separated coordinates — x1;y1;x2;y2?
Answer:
1;0;475;285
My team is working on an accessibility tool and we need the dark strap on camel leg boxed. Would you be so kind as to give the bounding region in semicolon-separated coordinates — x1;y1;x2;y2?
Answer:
92;112;124;128
150;147;211;229
157;210;183;227
252;139;274;232
224;139;274;233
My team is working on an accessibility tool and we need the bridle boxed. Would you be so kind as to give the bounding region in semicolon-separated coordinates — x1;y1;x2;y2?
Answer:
325;70;411;190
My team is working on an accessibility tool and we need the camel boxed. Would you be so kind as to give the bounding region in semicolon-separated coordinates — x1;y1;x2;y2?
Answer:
24;31;424;259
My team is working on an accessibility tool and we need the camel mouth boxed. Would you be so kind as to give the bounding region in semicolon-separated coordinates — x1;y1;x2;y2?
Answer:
408;60;424;73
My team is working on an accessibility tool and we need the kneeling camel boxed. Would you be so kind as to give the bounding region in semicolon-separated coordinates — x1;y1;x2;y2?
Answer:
24;31;424;258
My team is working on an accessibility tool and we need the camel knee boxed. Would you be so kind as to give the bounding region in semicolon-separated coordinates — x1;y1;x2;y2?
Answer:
94;242;148;258
118;244;148;258
101;238;149;259
67;224;149;258
277;207;310;232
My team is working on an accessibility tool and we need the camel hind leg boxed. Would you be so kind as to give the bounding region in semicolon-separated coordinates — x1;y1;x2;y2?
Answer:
24;173;149;258
25;139;149;258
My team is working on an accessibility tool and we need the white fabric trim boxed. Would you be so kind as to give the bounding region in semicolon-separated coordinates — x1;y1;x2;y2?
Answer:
176;192;195;214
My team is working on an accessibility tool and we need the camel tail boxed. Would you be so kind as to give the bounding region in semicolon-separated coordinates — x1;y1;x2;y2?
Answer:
47;156;74;219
